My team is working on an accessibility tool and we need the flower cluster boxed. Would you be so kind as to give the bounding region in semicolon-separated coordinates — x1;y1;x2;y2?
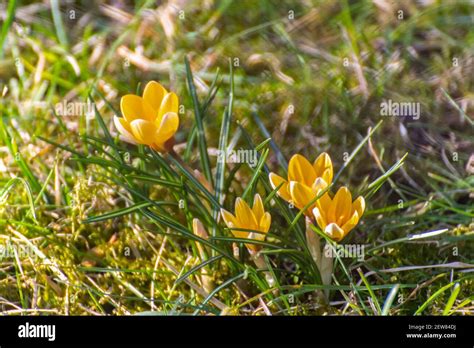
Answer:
114;80;365;258
269;154;365;242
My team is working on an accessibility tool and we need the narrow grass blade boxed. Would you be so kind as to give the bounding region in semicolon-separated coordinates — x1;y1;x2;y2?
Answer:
0;0;16;59
333;120;383;183
193;272;245;315
382;284;400;315
0;120;42;193
441;88;474;126
241;148;269;200
167;154;220;208
252;111;288;171
415;282;454;315
126;175;182;189
90;96;123;163
174;255;223;285
83;201;154;223
443;282;461;315
50;0;69;47
184;56;213;186
365;153;408;198
183;68;221;162
215;61;233;205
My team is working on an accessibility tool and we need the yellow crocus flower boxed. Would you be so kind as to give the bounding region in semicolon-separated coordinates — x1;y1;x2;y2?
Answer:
114;81;179;152
312;186;365;242
220;194;271;252
269;153;333;216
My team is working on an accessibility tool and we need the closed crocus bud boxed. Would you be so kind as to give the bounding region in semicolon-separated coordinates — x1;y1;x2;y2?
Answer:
220;194;271;253
221;194;275;287
114;81;179;152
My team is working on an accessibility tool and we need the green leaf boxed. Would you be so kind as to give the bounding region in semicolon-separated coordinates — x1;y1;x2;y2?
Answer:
241;148;269;200
193;272;245;315
167;153;220;209
84;201;155;223
415;282;455;315
184;56;213;187
174;255;223;285
365;153;408;198
443;283;461;316
215;60;233;206
0;0;16;59
50;0;69;47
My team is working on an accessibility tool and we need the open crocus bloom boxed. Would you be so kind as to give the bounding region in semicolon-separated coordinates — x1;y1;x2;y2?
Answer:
220;194;271;252
312;186;365;242
269;153;333;216
114;81;179;152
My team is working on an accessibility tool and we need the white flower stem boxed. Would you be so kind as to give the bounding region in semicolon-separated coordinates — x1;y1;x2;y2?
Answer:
306;217;322;269
320;243;334;298
305;217;333;299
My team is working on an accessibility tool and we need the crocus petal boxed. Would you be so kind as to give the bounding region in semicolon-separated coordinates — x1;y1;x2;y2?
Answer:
113;115;134;140
245;239;260;252
312;207;327;231
259;212;271;233
235;198;258;231
156;112;179;142
220;208;247;238
129;119;158;145
269;173;291;202
121;95;155;123
220;208;238;228
289;181;316;214
313;152;333;184
321;168;333;187
158;92;179;121
143;81;167;110
252;194;265;222
312;178;331;213
352;196;366;217
231;229;247;239
142;99;158;122
341;210;359;234
334;187;353;225
324;223;345;241
326;187;348;225
311;177;328;192
118;134;138;145
288;154;316;186
247;212;271;252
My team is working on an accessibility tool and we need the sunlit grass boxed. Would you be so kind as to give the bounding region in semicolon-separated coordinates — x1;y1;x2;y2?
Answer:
0;0;473;316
